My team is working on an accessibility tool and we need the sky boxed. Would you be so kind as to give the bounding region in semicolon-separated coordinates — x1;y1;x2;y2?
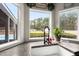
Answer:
5;3;50;20
30;10;50;20
5;3;18;19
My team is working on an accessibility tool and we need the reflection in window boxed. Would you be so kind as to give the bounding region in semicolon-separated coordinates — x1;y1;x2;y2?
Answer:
0;27;6;44
0;9;8;44
0;7;17;44
9;19;16;41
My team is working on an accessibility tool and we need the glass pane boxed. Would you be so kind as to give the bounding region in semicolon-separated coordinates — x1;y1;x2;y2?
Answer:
59;9;78;39
30;9;50;38
9;19;16;41
0;9;8;44
5;3;18;19
0;27;5;44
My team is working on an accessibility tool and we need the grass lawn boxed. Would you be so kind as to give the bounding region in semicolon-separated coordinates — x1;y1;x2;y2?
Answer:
30;30;77;39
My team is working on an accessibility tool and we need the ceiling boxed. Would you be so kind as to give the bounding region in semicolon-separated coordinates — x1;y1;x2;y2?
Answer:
26;3;55;11
35;3;48;9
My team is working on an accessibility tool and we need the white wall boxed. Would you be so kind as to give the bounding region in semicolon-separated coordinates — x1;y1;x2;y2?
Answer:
23;4;30;42
17;4;24;42
54;3;64;27
17;3;30;42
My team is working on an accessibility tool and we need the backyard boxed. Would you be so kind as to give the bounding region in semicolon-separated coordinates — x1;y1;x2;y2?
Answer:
30;9;77;39
30;30;77;39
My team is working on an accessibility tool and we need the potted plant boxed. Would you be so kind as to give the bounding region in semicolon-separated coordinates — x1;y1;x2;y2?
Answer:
53;27;63;42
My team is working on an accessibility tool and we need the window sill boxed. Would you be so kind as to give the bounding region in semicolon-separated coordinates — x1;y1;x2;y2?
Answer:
0;40;22;52
61;37;79;43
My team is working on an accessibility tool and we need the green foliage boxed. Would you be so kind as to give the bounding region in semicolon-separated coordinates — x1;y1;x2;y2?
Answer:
30;31;48;38
60;12;77;30
53;27;76;39
30;17;49;31
62;33;76;39
30;30;76;39
53;27;63;38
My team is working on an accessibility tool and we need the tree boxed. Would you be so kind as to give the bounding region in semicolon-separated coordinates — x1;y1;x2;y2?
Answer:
30;17;49;31
60;13;77;30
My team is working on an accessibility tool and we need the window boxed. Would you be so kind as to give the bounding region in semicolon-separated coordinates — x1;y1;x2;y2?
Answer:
5;3;18;42
30;9;50;38
0;3;18;44
4;3;18;42
59;8;78;39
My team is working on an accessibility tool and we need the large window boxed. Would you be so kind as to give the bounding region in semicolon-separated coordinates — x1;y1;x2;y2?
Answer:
5;3;18;42
0;3;18;44
59;8;78;39
30;9;50;38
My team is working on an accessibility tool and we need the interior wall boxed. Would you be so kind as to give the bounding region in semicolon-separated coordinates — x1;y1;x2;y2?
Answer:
23;4;29;42
17;4;24;42
54;3;64;27
17;3;30;42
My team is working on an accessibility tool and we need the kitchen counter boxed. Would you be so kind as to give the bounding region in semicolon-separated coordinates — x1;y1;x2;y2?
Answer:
0;40;79;56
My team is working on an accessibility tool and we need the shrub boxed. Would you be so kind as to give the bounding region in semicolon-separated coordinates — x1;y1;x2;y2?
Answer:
30;31;48;38
53;27;63;38
62;33;76;39
53;27;63;41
